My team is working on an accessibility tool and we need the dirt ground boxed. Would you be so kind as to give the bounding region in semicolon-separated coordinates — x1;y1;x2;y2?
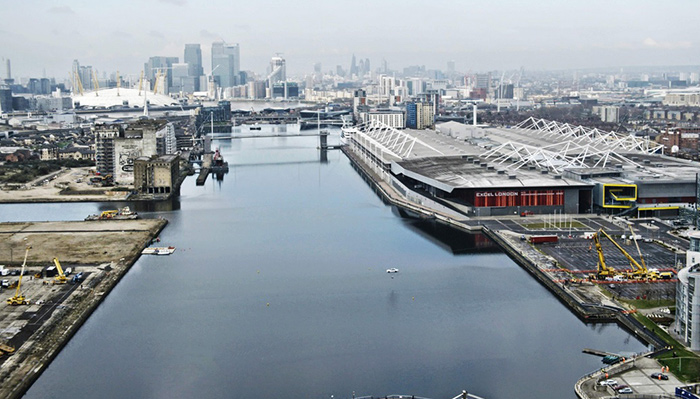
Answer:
0;167;129;203
0;219;166;399
0;220;164;266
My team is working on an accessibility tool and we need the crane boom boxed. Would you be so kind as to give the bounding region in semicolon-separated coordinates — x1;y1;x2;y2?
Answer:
7;246;31;305
53;257;67;284
592;231;616;277
628;225;647;272
597;228;646;274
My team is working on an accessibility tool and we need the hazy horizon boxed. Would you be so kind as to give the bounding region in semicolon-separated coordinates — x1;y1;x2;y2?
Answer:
2;0;699;80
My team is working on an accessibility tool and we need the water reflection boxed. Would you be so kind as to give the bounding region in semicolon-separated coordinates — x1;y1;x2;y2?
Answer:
399;217;501;255
19;132;647;399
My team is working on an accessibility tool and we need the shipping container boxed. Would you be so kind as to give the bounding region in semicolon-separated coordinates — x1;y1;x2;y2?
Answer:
528;235;559;244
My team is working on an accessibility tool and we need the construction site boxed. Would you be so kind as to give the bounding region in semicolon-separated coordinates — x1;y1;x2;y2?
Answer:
537;226;678;299
0;219;166;399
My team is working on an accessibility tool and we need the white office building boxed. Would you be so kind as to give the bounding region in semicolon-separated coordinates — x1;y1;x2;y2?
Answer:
675;231;700;350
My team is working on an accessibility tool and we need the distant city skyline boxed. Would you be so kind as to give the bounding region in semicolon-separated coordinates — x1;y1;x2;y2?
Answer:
1;0;699;80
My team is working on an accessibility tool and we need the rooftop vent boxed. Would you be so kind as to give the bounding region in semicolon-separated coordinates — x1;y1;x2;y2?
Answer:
473;159;480;164
655;163;663;167
616;164;623;169
553;174;562;179
529;165;537;170
540;169;549;174
487;165;495;170
497;170;506;175
644;159;651;164
508;175;517;179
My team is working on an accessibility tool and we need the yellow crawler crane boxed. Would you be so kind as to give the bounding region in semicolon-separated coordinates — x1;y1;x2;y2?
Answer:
7;246;31;306
626;225;658;280
53;257;67;284
595;228;651;280
592;229;617;279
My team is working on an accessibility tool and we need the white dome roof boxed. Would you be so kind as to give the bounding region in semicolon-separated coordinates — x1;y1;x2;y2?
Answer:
72;88;178;108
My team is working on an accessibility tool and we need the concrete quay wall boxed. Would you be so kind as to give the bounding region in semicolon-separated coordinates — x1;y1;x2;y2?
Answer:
0;219;168;399
483;228;616;322
341;146;480;232
341;145;668;341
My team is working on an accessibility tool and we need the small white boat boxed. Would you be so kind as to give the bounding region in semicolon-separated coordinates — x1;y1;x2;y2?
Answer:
386;268;399;273
142;246;176;255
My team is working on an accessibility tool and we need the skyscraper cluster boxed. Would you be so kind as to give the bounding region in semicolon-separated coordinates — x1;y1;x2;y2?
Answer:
140;42;242;95
211;42;240;88
349;55;370;78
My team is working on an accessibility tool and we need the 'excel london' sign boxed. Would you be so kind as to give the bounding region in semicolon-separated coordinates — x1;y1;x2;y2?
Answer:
476;191;519;197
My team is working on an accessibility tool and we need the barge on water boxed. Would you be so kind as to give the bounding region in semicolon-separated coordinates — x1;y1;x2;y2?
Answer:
85;207;138;221
142;246;176;255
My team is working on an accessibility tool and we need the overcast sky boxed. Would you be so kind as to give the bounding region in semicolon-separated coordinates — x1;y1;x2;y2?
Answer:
2;0;699;81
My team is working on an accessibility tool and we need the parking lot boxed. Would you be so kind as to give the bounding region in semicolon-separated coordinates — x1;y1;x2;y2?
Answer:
538;236;678;300
0;266;102;357
599;357;682;397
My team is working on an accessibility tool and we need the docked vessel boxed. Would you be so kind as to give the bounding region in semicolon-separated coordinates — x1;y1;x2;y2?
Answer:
141;246;176;255
210;147;229;173
85;207;139;221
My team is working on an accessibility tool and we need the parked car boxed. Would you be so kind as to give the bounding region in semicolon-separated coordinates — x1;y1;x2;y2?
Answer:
618;387;633;394
614;385;629;391
599;379;618;386
651;372;669;380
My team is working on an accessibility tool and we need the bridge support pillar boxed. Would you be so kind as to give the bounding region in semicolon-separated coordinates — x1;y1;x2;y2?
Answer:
319;130;328;150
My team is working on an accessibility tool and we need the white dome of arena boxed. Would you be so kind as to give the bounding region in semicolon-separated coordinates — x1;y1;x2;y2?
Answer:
72;88;178;108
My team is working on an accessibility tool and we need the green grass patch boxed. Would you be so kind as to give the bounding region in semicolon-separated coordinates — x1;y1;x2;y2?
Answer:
632;313;700;382
0;159;95;184
657;351;700;382
621;298;675;309
522;221;587;229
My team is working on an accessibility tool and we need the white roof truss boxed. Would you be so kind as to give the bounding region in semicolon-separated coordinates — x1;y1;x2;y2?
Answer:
482;117;663;173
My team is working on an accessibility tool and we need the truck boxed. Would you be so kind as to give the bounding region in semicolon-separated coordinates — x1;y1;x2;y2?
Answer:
528;235;559;244
72;272;84;284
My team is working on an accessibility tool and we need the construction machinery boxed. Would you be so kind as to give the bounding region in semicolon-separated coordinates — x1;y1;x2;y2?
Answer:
7;246;30;306
0;341;15;357
100;210;119;219
626;225;659;280
591;228;654;280
53;257;67;284
591;229;618;279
